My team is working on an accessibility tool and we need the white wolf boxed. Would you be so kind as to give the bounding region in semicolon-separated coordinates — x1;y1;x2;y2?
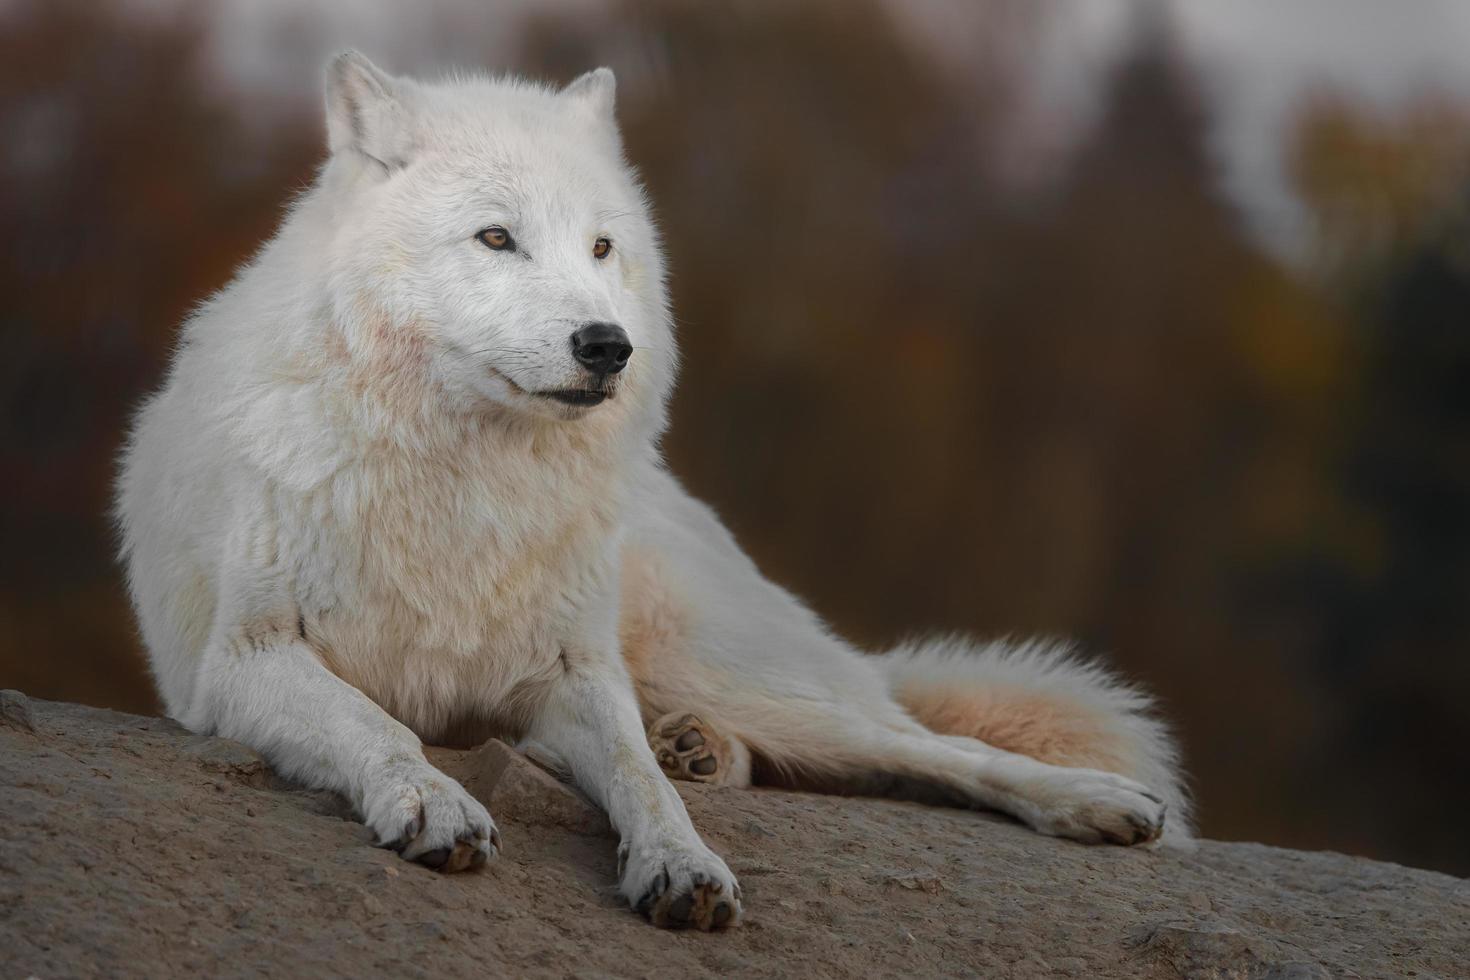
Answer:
116;53;1187;932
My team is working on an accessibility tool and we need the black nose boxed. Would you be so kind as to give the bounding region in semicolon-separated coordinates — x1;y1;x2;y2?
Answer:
570;322;633;375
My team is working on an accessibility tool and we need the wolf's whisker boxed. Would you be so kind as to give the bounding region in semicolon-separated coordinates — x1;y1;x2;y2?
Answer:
449;346;543;361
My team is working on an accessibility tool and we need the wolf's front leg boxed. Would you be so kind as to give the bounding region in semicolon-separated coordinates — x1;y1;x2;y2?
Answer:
525;660;741;930
185;628;498;871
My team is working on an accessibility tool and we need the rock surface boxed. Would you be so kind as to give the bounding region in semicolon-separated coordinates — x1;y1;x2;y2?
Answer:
1;691;1464;978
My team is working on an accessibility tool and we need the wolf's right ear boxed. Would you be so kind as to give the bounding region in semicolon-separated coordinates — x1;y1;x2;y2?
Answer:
561;67;617;122
325;51;413;171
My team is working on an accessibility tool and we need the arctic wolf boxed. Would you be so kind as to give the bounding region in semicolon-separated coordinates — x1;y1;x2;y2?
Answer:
116;52;1187;932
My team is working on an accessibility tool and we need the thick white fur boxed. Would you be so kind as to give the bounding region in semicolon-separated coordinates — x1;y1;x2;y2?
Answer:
880;638;1191;842
618;483;1185;847
116;53;1188;930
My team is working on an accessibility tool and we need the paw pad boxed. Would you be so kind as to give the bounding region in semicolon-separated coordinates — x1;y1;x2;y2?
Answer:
648;713;725;785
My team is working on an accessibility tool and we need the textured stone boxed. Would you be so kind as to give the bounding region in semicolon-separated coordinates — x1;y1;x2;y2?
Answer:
0;689;34;733
179;734;271;787
1;694;1465;979
429;739;612;837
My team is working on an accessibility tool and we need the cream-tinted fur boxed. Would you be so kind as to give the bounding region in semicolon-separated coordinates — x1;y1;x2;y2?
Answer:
116;53;1187;932
620;483;1189;844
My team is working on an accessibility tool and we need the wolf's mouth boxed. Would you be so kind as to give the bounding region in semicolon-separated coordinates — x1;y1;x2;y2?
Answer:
540;389;609;407
482;365;611;409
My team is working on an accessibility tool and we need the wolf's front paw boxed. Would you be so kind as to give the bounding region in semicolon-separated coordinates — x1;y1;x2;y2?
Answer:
364;764;500;872
1023;768;1165;846
619;837;742;930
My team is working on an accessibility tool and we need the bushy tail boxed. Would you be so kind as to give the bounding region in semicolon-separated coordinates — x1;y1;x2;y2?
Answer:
879;636;1193;842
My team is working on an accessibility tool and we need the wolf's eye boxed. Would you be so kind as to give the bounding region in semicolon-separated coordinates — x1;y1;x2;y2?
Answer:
593;237;612;260
476;227;515;251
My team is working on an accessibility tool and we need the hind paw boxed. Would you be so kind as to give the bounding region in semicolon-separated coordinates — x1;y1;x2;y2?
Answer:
647;712;748;787
1022;768;1166;846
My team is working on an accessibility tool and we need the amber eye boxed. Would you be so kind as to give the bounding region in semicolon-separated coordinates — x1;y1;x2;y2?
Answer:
592;236;612;260
476;226;515;251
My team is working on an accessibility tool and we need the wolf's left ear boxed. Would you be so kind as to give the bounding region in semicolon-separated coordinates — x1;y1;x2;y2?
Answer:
325;51;414;171
561;67;617;123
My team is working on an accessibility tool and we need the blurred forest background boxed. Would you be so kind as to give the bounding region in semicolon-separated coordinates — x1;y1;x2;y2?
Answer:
3;0;1468;875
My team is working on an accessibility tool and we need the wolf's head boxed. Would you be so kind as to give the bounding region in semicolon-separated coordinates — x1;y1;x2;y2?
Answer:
317;52;674;435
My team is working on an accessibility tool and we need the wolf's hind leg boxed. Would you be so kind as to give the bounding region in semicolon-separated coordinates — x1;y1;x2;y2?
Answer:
647;712;753;788
742;702;1166;845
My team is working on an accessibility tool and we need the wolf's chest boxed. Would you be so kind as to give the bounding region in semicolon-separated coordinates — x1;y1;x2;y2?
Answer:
300;453;620;707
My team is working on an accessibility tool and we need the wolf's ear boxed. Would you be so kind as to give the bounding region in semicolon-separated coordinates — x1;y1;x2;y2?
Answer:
561;67;617;122
325;51;413;170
